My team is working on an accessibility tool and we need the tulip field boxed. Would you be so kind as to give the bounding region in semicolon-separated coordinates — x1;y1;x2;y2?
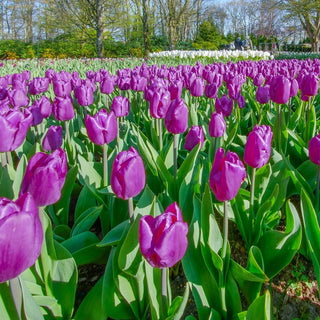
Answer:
1;52;320;320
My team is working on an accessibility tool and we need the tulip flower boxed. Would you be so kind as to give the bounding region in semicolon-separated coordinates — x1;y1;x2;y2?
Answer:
20;148;67;207
215;94;233;117
189;76;205;97
209;147;246;202
86;109;118;186
139;202;188;269
28;77;50;95
205;83;218;99
169;79;183;100
131;75;147;92
8;88;30;108
149;88;171;119
269;75;291;105
209;112;226;138
253;73;264;87
0;108;33;152
52;73;72;97
42;125;63;152
74;82;94;107
244;125;273;169
28;104;44;126
110;95;130;118
184;125;204;151
0;193;43;283
52;96;75;121
100;75;116;94
309;134;320;214
256;86;270;105
32;96;52;119
164;98;189;134
300;73;319;97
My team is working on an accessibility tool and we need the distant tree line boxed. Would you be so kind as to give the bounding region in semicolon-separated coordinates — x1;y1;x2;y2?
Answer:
0;0;318;59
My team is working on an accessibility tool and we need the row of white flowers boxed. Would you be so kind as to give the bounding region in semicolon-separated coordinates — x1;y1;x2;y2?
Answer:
149;50;273;60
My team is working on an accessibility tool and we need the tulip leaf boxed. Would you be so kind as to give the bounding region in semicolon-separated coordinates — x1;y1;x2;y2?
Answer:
288;97;304;130
74;184;98;221
78;154;103;188
0;281;21;320
72;205;103;236
254;163;271;204
0;164;14;199
257;200;302;279
166;282;190;320
246;290;272;320
182;196;222;319
53;165;78;226
12;154;27;199
225;272;242;315
300;189;320;289
99;220;130;247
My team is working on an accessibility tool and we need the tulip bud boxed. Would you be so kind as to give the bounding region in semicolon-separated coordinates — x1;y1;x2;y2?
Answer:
111;147;146;200
300;73;319;97
269;75;291;104
209;147;246;201
0;109;33;152
309;134;320;165
209;112;226;138
237;95;245;109
139;202;188;268
20;148;67;206
205;83;218;99
85;109;117;145
42;125;63;151
111;96;130;117
290;78;299;98
184;125;204;151
190;77;205;97
149;88;171;119
253;73;264;87
52;96;75;121
215;94;233;117
244;125;273;168
0;193;43;283
256;86;270;104
164;98;189;134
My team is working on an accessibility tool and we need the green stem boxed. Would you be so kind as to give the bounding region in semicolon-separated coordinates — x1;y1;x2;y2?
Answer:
1;152;7;167
173;134;178;179
277;103;281;152
316;166;320;218
103;144;108;187
6;151;13;167
222;201;228;260
158;118;163;152
128;197;134;224
305;98;310;143
161;268;168;320
249;167;256;244
65;121;71;146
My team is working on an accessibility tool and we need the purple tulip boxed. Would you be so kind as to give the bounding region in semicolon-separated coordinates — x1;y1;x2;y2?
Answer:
256;86;270;104
110;96;130;117
74;83;94;107
28;77;50;95
42;126;63;151
190;77;205;97
169;80;183;100
164;98;189;134
269;75;291;105
290;78;299;98
20;148;67;206
253;73;264;86
309;134;320;165
131;75;147;92
209;112;226;138
205;83;218;99
237;95;246;109
215;94;233;117
139;202;188;268
184;125;204;151
8;89;30;108
34;96;52;118
0;193;43;283
85;109;117;145
100;75;116;94
0;109;33;152
300;73;319;97
52;73;72;97
111;147;146;200
52;96;75;121
149;88;171;119
28;104;44;126
244;125;273;168
117;76;131;91
209;147;246;201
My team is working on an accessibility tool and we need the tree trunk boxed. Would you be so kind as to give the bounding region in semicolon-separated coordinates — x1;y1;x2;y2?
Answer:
96;0;104;58
142;0;150;58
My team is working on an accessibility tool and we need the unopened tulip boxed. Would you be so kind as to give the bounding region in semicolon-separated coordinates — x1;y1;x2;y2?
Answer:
300;73;319;97
184;125;204;151
164;98;189;134
85;109;117;145
269;75;291;105
42;125;63;151
190;77;205;97
20;148;67;206
111;147;146;200
256;86;270;104
209;112;226;138
209;147;246;201
139;202;188;268
110;96;130;117
215;94;233;117
0;193;43;283
205;83;218;99
149;88;171;119
244;125;273;168
0;109;33;152
309;134;320;165
52;96;75;121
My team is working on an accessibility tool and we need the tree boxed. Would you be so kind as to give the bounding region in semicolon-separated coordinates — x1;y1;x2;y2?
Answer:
281;0;320;52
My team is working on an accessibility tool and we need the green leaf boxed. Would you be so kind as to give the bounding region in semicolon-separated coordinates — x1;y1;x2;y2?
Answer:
257;201;302;279
0;281;20;320
74;184;98;221
246;290;272;320
99;220;130;247
254;163;271;204
0;164;14;199
53;165;78;225
72;206;103;236
78;154;103;188
166;283;190;320
300;189;320;290
12;154;27;199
